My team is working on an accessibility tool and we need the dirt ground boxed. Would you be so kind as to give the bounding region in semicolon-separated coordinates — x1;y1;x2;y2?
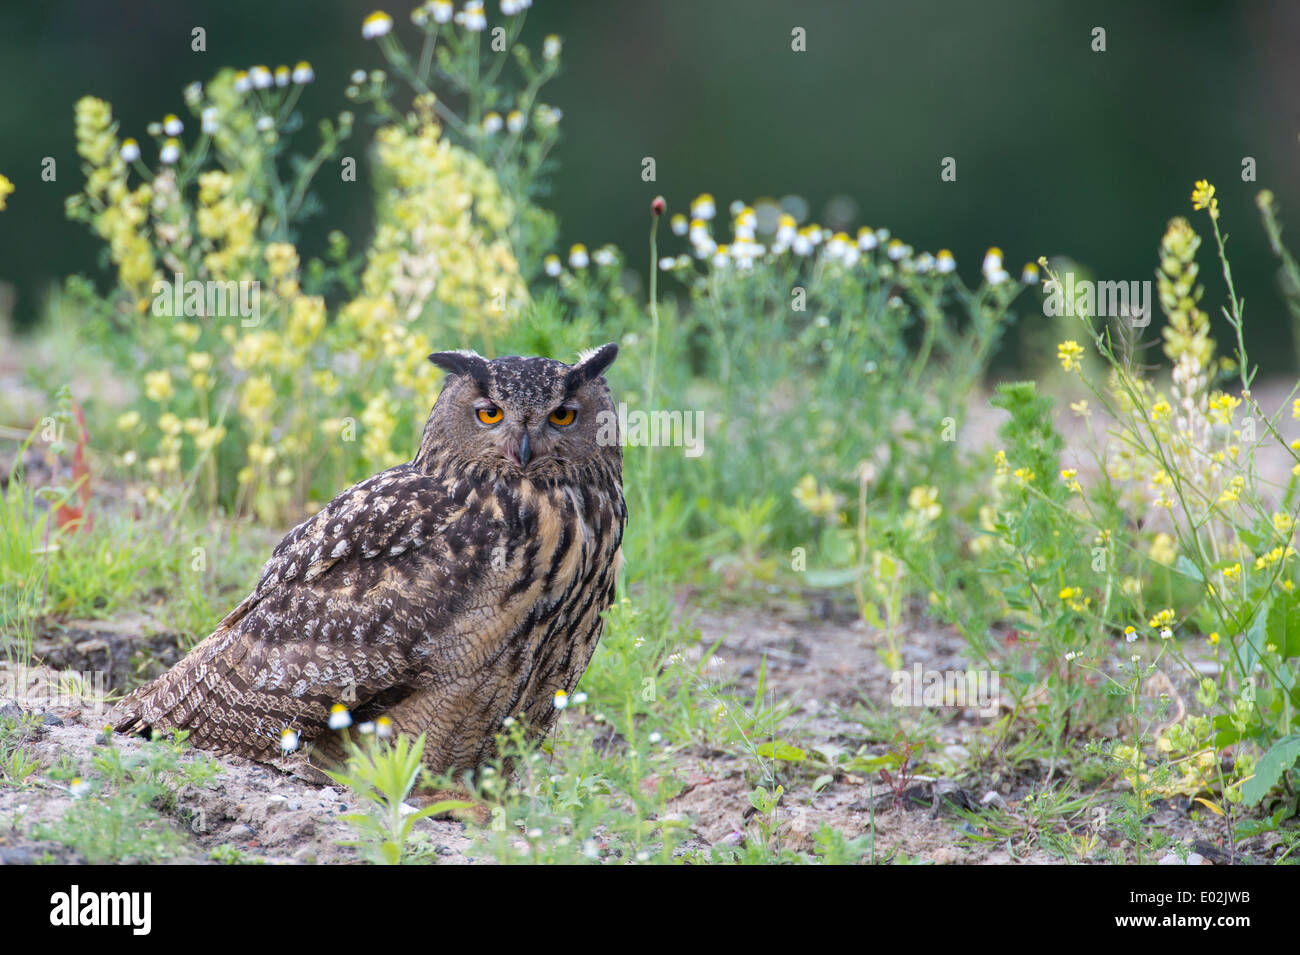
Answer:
0;598;1282;865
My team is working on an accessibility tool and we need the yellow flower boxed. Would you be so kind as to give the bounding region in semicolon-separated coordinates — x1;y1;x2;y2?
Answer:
1218;475;1245;505
1149;608;1176;629
1207;391;1241;424
1070;399;1091;418
1255;545;1295;571
239;375;275;423
194;424;227;452
0;173;13;211
157;412;182;437
1190;179;1219;219
1208;631;1220;646
907;485;939;516
144;370;174;402
792;474;839;519
116;410;141;431
1150;400;1171;422
1057;340;1085;373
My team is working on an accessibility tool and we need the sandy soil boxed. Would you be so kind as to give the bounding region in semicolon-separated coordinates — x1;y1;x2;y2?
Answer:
0;599;1284;865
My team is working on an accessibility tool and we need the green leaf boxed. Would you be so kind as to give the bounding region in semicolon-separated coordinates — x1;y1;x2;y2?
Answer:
802;568;861;589
1173;556;1204;582
754;740;806;762
1243;599;1271;675
1241;733;1300;806
1266;593;1300;659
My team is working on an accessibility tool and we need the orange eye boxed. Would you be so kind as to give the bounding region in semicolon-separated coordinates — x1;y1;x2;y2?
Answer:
476;406;503;425
549;407;576;427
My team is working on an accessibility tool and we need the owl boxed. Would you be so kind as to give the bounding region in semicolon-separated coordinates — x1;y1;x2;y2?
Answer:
112;344;625;777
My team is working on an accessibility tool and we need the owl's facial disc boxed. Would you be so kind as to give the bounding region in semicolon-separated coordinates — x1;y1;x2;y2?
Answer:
474;397;567;472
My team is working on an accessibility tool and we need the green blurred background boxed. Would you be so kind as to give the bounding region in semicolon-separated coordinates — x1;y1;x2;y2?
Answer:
1;0;1297;371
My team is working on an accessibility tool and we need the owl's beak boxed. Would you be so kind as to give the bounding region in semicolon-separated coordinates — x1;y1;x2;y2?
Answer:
510;429;532;469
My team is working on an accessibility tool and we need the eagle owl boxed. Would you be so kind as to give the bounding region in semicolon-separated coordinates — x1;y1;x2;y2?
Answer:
112;345;625;776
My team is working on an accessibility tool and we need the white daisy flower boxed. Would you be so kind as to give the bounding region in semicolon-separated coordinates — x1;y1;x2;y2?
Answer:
482;111;503;134
201;107;218;134
119;139;141;162
543;34;562;60
163;114;183;136
506;109;525;133
463;1;487;31
568;244;589;269
160;139;181;164
328;704;352;730
280;727;300;754
553;690;570;710
362;11;394;38
543;254;562;277
982;247;1008;284
292;61;315;84
249;65;273;89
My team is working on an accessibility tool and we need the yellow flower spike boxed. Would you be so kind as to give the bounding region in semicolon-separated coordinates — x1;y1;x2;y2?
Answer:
1057;340;1085;372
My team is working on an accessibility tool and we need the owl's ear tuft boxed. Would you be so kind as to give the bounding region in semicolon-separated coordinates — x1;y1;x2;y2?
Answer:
566;343;618;391
429;350;491;391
